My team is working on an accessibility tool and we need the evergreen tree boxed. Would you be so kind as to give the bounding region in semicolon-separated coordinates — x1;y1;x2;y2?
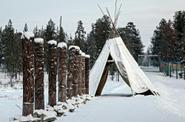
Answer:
44;19;56;41
23;23;28;32
1;20;18;85
118;22;144;61
94;15;111;58
173;11;185;61
74;20;86;51
151;19;176;62
86;24;96;67
0;27;3;66
57;16;65;43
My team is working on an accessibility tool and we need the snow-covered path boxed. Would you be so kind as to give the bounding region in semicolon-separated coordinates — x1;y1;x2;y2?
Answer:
56;71;185;122
0;70;185;122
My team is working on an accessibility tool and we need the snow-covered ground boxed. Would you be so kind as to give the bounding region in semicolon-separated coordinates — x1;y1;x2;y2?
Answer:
0;69;185;122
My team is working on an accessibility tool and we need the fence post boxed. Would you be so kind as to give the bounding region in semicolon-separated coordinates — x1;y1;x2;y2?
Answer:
57;42;67;102
34;38;45;110
22;32;34;116
77;52;82;96
85;55;90;94
48;40;57;107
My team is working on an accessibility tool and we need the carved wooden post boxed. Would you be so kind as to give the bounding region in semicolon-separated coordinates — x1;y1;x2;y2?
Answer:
48;40;57;106
57;42;67;102
22;32;34;116
85;55;90;94
34;38;44;110
67;46;80;98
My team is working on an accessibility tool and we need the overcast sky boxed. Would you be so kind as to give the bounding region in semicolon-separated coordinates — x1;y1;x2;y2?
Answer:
0;0;185;51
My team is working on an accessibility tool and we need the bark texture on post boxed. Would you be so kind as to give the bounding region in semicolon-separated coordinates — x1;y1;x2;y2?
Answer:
81;56;86;94
77;55;82;96
48;40;57;107
57;42;67;102
67;46;80;98
85;56;90;94
22;33;34;116
34;38;45;110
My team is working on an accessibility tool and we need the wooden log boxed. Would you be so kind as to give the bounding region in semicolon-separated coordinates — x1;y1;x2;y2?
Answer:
85;56;90;94
57;42;67;102
34;38;45;110
48;40;57;107
22;33;34;116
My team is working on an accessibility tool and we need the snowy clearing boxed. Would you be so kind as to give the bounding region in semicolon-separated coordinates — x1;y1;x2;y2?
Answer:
0;69;185;122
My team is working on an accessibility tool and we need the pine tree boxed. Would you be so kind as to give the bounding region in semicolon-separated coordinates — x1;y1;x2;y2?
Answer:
118;22;144;61
151;19;176;62
173;11;185;61
0;27;3;67
23;23;28;32
74;20;86;51
57;16;65;43
1;20;17;85
94;15;111;59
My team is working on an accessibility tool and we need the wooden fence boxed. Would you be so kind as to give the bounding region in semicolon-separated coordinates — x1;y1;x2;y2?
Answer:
22;33;90;116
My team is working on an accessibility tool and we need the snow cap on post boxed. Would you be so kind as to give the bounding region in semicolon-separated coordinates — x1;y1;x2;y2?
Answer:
68;45;80;51
57;42;67;49
34;38;44;44
21;32;34;40
85;54;90;58
48;40;57;45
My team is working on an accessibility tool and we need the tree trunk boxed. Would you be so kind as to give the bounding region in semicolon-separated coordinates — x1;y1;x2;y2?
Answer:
58;44;67;102
48;41;57;107
22;37;34;116
34;39;45;109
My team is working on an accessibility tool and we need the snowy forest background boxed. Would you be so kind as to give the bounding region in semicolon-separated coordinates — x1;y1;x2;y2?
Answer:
0;10;185;84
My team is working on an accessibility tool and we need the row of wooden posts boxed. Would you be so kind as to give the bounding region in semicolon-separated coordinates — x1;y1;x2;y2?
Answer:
22;33;90;116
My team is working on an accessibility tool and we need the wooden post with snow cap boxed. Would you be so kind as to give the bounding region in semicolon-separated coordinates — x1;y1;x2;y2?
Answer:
22;32;34;116
48;40;57;107
85;54;90;94
34;38;45;110
57;42;67;102
67;46;80;98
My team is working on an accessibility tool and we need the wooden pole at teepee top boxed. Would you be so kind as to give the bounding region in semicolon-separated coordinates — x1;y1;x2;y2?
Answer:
34;38;45;110
57;42;67;102
48;40;57;107
22;34;34;116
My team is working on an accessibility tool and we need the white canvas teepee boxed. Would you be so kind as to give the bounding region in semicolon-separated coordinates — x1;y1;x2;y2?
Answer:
89;37;158;96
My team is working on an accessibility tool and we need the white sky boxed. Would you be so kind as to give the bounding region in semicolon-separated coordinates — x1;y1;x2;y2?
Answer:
0;0;185;51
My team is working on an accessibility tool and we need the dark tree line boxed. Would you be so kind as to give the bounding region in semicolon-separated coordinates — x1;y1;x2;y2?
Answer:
0;15;144;81
151;11;185;62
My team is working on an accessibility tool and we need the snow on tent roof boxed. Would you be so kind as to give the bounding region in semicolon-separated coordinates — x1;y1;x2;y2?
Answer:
34;38;44;44
48;40;57;45
57;42;67;48
21;32;34;40
89;37;158;96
